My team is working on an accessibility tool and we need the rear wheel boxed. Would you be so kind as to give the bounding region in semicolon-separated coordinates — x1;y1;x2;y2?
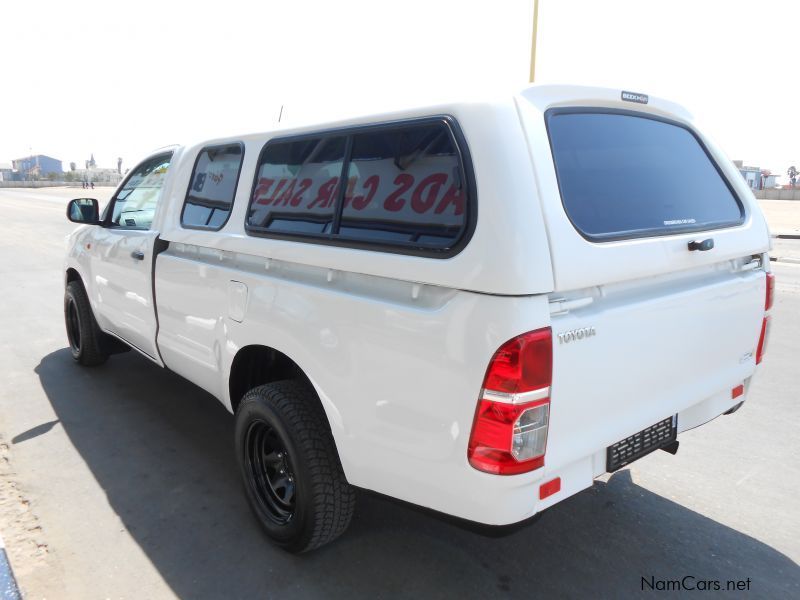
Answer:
64;280;109;366
234;380;355;552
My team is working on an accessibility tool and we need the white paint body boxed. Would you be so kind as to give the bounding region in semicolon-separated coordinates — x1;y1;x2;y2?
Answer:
64;85;771;525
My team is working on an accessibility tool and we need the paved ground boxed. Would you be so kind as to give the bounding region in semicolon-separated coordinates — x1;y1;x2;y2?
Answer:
762;199;800;264
0;188;798;599
759;199;800;237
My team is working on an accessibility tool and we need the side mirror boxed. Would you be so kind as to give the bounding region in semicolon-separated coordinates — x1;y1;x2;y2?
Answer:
67;198;100;224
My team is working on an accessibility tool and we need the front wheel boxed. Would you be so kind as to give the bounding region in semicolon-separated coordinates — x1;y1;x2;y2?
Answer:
234;380;355;553
64;280;109;366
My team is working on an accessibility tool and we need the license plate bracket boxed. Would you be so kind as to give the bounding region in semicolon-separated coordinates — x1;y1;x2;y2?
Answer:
606;415;677;472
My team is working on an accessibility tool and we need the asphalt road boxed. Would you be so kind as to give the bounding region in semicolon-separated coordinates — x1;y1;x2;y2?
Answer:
0;187;798;599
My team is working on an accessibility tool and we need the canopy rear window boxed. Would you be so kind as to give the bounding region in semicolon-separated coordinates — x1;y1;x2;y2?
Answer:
546;110;744;241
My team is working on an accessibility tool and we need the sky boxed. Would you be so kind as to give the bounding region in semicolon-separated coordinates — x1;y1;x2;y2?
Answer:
0;0;796;180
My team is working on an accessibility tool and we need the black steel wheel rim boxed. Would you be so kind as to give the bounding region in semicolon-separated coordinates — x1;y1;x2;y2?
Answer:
244;419;296;525
66;297;81;353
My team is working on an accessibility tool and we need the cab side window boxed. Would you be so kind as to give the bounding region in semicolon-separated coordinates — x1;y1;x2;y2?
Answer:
110;154;172;229
181;143;244;230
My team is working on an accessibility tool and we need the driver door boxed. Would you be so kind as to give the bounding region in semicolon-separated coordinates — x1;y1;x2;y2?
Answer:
89;152;172;362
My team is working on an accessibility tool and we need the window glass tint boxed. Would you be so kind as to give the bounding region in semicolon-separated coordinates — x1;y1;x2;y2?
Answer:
182;144;243;229
111;154;171;229
247;136;346;234
339;123;466;246
547;112;743;240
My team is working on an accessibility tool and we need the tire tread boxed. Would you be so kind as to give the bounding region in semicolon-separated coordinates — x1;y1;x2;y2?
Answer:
65;280;109;366
237;380;355;552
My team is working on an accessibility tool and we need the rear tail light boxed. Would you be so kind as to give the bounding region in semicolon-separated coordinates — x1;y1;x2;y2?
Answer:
765;272;775;311
756;316;770;364
755;272;774;366
468;328;552;475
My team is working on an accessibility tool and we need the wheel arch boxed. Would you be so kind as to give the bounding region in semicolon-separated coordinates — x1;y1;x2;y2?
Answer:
227;344;349;475
228;344;309;413
65;267;83;286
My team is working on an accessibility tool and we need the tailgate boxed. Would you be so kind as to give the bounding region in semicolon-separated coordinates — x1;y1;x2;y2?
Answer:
546;264;765;470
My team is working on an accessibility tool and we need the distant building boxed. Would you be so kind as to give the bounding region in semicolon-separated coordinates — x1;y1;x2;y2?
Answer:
0;162;14;182
761;172;779;189
733;160;760;189
74;167;123;185
12;154;63;179
732;160;778;190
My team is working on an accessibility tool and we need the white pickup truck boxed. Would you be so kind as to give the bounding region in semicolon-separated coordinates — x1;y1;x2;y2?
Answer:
63;85;774;553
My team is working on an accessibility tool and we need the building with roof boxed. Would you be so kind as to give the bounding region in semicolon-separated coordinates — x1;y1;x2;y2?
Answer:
732;160;778;190
0;162;14;182
12;155;63;179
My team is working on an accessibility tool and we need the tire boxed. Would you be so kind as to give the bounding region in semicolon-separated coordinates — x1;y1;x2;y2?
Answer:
234;380;355;553
64;280;109;366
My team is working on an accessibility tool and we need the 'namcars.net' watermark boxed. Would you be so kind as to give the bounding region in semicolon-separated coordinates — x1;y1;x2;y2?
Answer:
642;576;752;592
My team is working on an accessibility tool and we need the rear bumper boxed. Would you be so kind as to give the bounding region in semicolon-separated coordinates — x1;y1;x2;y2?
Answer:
451;385;747;526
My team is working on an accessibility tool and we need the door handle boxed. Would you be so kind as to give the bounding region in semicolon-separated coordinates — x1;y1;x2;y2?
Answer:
131;250;145;260
688;238;714;252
